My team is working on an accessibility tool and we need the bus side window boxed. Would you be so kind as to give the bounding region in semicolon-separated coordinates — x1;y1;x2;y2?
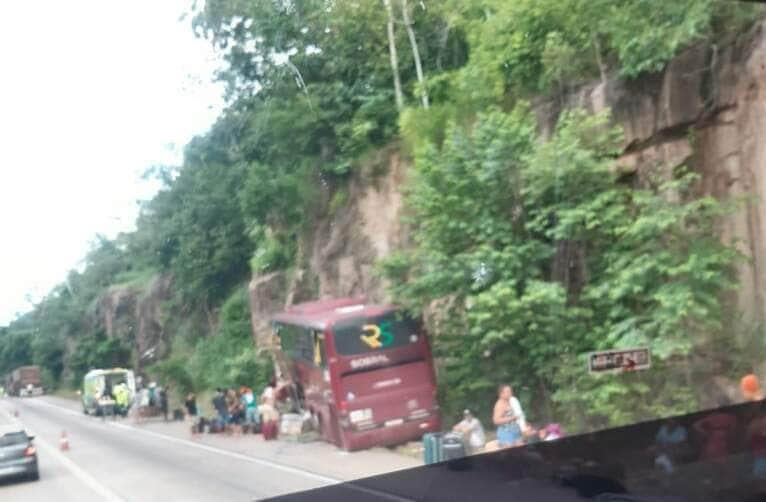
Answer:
312;331;327;368
277;324;299;360
299;328;313;362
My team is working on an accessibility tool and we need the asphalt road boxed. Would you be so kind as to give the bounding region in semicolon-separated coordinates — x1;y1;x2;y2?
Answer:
0;396;334;501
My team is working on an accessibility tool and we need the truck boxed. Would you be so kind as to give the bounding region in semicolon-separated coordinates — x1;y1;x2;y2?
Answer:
82;368;136;416
7;366;43;397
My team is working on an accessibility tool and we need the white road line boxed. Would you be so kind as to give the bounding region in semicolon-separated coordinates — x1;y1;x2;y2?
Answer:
25;398;81;417
26;398;340;484
109;421;341;485
106;420;416;502
31;397;416;502
0;404;127;502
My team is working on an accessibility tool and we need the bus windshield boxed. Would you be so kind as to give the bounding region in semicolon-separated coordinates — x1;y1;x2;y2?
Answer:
332;311;420;356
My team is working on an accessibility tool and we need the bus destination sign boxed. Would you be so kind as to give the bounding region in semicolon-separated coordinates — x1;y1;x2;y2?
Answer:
588;347;651;374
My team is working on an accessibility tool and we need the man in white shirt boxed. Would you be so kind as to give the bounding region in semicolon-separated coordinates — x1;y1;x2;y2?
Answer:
453;409;486;454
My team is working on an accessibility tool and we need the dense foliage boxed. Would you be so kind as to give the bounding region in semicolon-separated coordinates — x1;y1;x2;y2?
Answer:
0;0;761;430
152;287;273;395
382;108;740;428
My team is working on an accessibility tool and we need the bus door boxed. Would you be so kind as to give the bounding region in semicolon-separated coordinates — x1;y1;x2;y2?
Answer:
303;329;336;439
276;324;329;411
307;330;330;403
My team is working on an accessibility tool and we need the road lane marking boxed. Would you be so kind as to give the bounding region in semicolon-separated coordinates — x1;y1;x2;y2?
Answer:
30;398;341;483
106;421;415;501
108;421;341;484
31;397;416;502
0;404;127;502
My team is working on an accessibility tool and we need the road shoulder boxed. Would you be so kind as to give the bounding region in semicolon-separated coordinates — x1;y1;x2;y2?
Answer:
40;395;421;481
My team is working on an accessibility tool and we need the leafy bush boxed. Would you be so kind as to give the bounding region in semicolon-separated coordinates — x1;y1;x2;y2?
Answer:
185;287;273;391
67;330;132;387
151;355;195;395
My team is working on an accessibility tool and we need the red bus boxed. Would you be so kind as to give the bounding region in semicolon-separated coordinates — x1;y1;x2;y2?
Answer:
271;298;441;451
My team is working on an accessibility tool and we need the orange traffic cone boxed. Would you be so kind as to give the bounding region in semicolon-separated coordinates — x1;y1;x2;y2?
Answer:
59;430;70;451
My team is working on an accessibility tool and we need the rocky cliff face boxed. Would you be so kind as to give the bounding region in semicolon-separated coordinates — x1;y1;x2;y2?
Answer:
87;275;172;368
249;146;410;347
534;20;766;324
249;21;766;349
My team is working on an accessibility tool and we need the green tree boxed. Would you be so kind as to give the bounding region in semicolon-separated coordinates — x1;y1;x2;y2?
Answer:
0;329;33;375
68;330;132;387
184;287;273;391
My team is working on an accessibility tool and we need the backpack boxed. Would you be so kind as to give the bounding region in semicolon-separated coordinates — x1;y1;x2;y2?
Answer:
262;419;278;440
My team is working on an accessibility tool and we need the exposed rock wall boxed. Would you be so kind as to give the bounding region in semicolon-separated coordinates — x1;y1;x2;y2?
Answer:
88;275;172;368
248;21;766;350
248;146;410;347
308;147;408;300
85;22;766;377
535;21;766;325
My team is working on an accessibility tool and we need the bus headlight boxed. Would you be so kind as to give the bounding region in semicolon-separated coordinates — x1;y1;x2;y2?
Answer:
349;408;373;423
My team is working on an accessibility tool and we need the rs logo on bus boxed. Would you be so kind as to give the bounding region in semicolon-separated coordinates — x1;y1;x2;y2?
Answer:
361;322;393;349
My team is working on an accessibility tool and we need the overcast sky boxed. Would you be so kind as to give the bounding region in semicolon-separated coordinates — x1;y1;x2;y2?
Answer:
0;1;224;325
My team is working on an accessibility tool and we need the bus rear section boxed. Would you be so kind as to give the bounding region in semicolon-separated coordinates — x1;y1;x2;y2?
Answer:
330;310;440;450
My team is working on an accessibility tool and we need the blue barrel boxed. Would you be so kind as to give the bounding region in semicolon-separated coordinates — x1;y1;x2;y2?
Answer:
423;432;444;465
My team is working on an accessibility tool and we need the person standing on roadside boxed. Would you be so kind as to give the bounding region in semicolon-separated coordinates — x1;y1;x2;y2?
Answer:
259;378;279;426
742;374;764;402
184;393;198;418
240;386;258;429
159;386;170;422
212;388;229;427
184;392;198;423
148;382;157;408
113;383;130;416
493;384;525;448
185;392;199;435
225;388;241;429
134;386;150;424
262;378;277;407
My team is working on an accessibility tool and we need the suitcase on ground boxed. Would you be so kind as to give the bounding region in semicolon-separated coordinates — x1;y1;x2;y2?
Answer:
441;432;466;461
423;432;444;465
262;419;278;440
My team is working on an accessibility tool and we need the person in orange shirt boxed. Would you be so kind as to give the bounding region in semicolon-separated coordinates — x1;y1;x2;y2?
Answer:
742;374;764;402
